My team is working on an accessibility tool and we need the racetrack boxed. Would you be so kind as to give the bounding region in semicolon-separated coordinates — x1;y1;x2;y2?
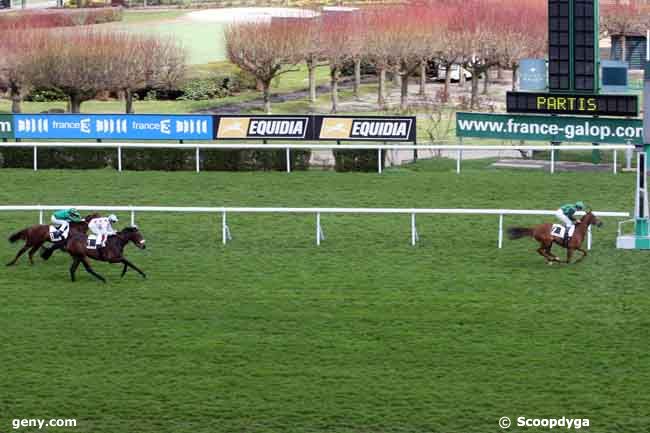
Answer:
2;158;648;433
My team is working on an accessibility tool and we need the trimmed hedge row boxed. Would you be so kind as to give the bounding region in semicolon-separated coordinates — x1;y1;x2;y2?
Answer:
0;148;312;171
0;7;122;29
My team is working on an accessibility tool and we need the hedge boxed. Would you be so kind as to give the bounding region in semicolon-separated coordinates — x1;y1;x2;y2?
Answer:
332;148;387;172
0;7;122;29
0;147;311;171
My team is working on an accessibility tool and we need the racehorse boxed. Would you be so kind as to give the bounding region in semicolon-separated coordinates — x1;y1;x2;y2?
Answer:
507;211;602;264
65;226;147;283
6;214;100;266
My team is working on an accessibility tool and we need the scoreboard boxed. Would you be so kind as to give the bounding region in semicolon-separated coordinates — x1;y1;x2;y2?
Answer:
506;92;639;117
548;0;598;93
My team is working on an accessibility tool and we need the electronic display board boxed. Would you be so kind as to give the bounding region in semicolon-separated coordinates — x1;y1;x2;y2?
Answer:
506;92;638;117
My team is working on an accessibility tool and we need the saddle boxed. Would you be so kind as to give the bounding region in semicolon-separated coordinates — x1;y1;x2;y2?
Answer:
87;234;109;250
551;224;575;240
49;224;69;242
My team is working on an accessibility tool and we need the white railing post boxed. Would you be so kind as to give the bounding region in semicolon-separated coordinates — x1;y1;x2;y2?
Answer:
456;149;462;174
498;214;504;248
378;149;383;174
411;213;418;246
118;146;122;172
613;149;617;174
39;208;43;224
33;146;37;171
222;211;230;245
587;225;592;250
550;148;555;174
130;208;135;226
286;147;291;173
316;212;321;245
626;142;633;170
195;147;200;173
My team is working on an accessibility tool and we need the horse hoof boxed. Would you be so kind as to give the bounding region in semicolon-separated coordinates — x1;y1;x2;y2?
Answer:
547;261;553;266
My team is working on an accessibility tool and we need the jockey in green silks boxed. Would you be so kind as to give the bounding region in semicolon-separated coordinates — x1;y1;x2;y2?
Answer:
51;208;83;238
555;201;586;241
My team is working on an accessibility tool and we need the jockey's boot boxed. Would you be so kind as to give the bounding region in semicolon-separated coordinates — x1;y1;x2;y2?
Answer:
97;246;105;261
564;228;570;246
41;239;65;260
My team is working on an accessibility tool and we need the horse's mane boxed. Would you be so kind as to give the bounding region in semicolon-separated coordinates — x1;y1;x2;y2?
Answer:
121;226;139;233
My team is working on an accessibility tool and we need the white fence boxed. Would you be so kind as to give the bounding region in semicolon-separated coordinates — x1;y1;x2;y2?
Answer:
0;142;636;174
0;205;629;249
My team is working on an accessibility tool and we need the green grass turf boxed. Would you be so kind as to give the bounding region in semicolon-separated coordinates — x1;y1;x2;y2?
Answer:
1;159;649;433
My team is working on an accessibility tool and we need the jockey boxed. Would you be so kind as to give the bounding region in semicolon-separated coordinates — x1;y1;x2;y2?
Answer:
51;208;83;239
555;201;586;241
88;214;118;249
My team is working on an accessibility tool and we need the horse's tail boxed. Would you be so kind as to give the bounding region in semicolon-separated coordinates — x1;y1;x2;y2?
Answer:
8;229;28;244
507;227;534;240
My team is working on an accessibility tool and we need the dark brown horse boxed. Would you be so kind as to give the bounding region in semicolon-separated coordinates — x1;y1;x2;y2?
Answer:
65;226;147;283
507;211;602;264
6;214;100;266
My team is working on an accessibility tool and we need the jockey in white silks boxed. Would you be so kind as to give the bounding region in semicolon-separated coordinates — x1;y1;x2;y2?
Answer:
88;214;118;248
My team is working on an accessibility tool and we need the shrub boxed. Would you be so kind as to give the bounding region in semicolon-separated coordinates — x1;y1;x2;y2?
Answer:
0;8;123;29
25;87;68;102
178;77;230;101
333;148;387;172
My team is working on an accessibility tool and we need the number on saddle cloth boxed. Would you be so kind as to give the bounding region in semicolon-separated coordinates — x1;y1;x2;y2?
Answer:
49;224;69;242
550;224;575;239
86;234;108;250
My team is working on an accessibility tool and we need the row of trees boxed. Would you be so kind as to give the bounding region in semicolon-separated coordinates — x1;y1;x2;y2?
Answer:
0;28;186;113
225;0;548;113
601;0;650;62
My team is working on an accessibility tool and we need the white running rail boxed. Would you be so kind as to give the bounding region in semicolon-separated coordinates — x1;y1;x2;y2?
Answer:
0;142;635;174
0;205;629;250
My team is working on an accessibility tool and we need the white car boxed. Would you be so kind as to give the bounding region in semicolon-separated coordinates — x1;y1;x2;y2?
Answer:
436;64;473;82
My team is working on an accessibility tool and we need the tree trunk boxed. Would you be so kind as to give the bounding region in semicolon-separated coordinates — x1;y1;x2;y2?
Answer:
262;81;272;114
377;67;386;109
308;62;317;103
620;34;627;63
511;65;518;91
10;85;22;114
444;64;452;100
393;70;401;88
125;89;134;114
400;67;409;111
497;66;504;80
482;67;489;95
418;61;426;97
330;66;339;113
470;68;480;109
353;57;361;100
69;92;82;113
459;66;466;87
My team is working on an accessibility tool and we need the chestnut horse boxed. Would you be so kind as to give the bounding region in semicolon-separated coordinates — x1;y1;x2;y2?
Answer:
6;214;100;266
65;226;147;283
507;211;602;264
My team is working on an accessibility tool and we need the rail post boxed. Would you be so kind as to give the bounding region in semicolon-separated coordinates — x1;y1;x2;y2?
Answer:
130;208;135;226
33;146;37;171
118;146;122;172
195;147;200;173
457;137;462;174
613;149;617;174
286;147;291;173
222;211;231;245
378;148;383;174
411;213;418;246
550;148;555;174
316;212;322;245
498;214;504;248
587;225;592;250
39;208;43;224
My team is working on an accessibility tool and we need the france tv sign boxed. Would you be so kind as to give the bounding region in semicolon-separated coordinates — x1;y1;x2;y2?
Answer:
13;114;213;140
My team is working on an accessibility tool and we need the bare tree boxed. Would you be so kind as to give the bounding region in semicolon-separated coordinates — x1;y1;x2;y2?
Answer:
225;21;303;114
321;15;356;113
601;0;650;62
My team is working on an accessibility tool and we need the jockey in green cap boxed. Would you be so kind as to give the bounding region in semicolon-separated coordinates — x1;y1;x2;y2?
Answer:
51;208;83;240
555;201;586;242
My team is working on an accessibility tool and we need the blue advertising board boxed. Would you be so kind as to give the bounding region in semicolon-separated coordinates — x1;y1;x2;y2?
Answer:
13;114;213;140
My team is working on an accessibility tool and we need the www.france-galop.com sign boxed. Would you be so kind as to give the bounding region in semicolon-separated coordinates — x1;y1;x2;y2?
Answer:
456;112;643;145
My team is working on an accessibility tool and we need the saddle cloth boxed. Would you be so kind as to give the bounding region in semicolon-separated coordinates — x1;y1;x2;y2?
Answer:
49;225;69;242
551;224;575;239
86;234;108;250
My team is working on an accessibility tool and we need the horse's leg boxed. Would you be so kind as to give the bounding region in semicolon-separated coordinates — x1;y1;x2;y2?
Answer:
81;257;106;283
70;258;80;282
28;241;44;265
121;258;146;279
6;244;30;266
574;247;588;263
566;248;574;264
121;263;128;278
537;242;554;263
